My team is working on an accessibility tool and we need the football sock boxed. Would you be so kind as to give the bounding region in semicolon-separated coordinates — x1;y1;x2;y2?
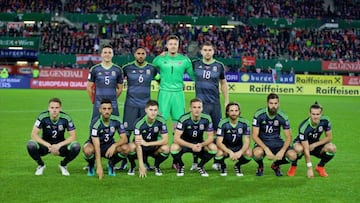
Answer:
318;152;335;167
26;141;43;165
62;142;81;166
154;152;169;168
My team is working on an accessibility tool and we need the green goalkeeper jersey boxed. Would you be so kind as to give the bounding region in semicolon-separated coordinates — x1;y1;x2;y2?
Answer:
152;53;194;91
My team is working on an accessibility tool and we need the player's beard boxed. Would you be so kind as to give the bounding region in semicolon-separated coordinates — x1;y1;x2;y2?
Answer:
230;114;238;121
268;107;277;116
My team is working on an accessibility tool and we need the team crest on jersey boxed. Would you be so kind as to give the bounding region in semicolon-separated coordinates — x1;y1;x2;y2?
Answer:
213;66;217;71
111;71;116;76
58;125;64;131
153;126;158;132
199;124;204;130
238;128;243;134
110;127;115;133
274;120;279;126
146;69;151;75
318;126;323;132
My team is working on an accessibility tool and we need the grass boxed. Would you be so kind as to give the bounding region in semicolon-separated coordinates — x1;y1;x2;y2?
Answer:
0;89;359;203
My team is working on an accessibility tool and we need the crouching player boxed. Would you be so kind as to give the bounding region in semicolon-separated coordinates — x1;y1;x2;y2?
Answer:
170;98;217;177
287;102;336;178
83;98;129;179
215;102;252;176
127;100;169;177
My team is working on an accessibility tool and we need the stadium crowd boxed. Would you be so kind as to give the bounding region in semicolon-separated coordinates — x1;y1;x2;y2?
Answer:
3;0;360;20
0;0;359;65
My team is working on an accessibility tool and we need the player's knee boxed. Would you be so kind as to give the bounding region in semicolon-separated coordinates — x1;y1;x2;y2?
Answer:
286;149;297;161
252;148;264;159
26;140;38;152
118;144;130;154
326;143;336;153
293;143;303;154
128;142;136;152
244;149;253;157
70;142;81;152
170;143;180;152
208;143;217;151
160;145;170;154
216;149;224;157
83;144;94;156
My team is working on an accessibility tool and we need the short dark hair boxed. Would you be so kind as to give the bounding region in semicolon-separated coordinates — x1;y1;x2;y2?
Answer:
200;41;214;49
48;98;62;106
310;101;323;112
134;46;146;53
190;98;202;105
166;34;179;42
267;93;279;102
225;102;240;118
145;100;159;108
101;44;113;50
100;98;112;105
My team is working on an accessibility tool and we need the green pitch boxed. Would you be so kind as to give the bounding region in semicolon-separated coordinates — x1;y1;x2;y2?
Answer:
0;89;359;203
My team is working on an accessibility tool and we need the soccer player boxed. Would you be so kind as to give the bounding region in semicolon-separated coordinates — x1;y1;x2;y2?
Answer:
192;41;229;171
152;35;195;131
170;98;217;177
127;100;169;177
118;47;159;170
87;44;124;122
26;98;80;176
215;102;252;176
252;93;297;176
287;102;336;178
83;99;129;179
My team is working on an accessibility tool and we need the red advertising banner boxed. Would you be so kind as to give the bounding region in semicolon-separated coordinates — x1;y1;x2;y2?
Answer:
76;54;102;64
31;78;87;89
39;68;89;80
242;56;256;66
322;60;360;72
343;76;360;86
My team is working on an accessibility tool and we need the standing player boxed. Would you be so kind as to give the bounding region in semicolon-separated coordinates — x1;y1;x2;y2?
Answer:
215;102;252;176
152;34;195;131
127;100;169;177
287;102;336;178
170;98;217;177
117;47;159;170
87;44;123;122
83;99;129;179
192;41;229;170
26;98;81;176
252;93;297;176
